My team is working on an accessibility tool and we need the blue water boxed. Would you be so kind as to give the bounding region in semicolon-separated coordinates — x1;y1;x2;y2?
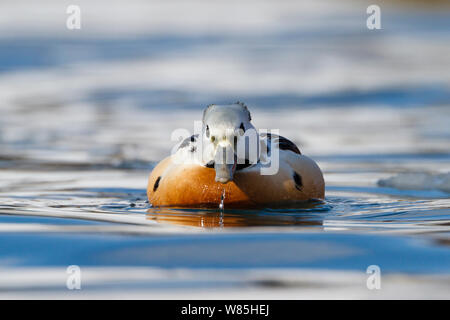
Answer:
0;1;449;298
1;232;448;273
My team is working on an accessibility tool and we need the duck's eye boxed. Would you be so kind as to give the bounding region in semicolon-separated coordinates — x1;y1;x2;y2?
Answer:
239;122;245;134
205;125;210;138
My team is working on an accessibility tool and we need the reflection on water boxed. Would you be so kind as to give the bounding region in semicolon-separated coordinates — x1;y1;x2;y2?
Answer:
146;202;328;228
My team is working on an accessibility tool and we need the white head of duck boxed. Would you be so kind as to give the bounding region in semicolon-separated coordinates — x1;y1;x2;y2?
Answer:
201;102;256;184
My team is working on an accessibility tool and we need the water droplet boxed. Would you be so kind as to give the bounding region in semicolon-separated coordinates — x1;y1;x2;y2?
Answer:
219;189;226;211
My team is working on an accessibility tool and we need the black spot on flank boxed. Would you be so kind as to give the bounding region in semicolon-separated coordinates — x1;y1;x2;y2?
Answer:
153;176;161;192
293;172;303;191
205;160;215;168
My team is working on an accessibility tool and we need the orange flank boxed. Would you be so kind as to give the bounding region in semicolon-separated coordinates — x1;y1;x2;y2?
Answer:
147;154;325;208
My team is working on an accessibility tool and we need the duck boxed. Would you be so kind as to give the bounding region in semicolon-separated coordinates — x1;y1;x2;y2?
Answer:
147;102;325;208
